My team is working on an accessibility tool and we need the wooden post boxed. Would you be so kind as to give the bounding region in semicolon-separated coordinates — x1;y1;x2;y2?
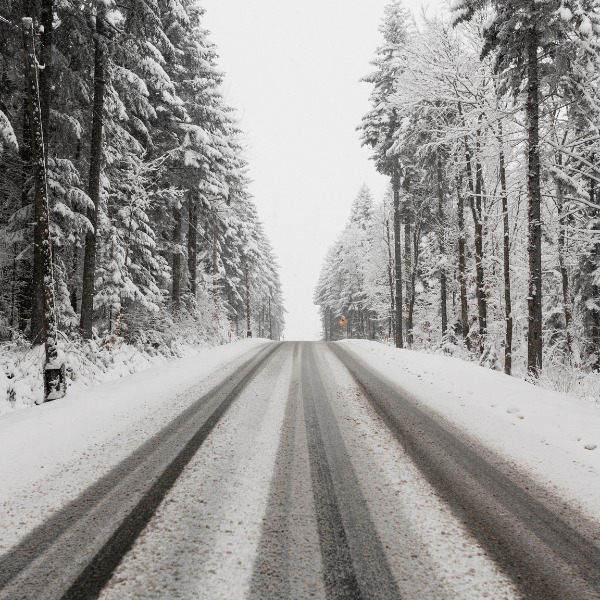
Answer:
22;17;65;401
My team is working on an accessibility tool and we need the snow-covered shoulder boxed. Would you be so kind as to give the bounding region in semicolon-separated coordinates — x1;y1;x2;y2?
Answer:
0;339;270;511
339;339;600;522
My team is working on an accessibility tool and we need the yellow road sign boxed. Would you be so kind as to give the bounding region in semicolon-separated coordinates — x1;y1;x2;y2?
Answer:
339;317;347;326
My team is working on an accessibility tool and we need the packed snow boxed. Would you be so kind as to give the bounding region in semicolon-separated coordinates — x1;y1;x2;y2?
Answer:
341;339;600;524
0;338;269;555
0;333;246;416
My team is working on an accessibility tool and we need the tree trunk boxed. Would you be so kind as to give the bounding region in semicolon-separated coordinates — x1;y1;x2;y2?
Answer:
269;296;272;340
29;0;54;344
526;19;543;375
407;221;421;346
80;14;106;339
31;226;44;343
589;168;600;371
330;308;335;342
20;96;35;336
19;0;36;336
392;164;403;348
592;249;600;371
385;216;396;342
403;176;412;341
260;305;264;338
22;17;64;400
187;191;197;297
29;96;43;343
465;138;487;347
39;0;53;156
70;246;79;313
499;131;513;375
172;204;182;310
557;188;573;356
245;265;251;336
10;248;17;330
437;152;447;336
212;223;217;295
455;169;469;346
555;151;575;361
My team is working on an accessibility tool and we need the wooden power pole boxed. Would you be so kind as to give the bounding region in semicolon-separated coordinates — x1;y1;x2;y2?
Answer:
22;17;65;401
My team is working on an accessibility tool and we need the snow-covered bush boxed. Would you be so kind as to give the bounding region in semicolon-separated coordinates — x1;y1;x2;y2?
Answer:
479;342;501;371
438;329;459;356
533;360;600;405
0;313;234;416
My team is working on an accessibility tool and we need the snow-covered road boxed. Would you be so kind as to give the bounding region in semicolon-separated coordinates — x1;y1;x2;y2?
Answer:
2;341;600;599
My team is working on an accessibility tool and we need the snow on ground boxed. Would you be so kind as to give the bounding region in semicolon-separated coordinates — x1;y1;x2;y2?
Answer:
98;343;296;600
0;338;270;554
319;344;523;600
341;339;600;524
0;335;243;416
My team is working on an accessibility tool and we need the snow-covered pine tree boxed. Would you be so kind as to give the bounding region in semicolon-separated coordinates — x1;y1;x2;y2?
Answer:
452;0;600;375
359;0;413;348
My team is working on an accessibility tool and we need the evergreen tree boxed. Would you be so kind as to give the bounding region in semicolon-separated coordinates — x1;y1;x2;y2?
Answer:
359;0;412;348
453;0;600;373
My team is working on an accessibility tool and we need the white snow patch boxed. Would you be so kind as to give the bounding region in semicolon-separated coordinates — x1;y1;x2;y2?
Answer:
0;337;270;554
0;109;18;154
340;340;600;522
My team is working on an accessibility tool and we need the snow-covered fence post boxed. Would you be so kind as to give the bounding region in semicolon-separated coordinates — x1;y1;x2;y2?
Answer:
22;17;66;401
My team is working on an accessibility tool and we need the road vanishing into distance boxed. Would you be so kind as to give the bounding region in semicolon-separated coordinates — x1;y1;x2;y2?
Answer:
2;341;600;600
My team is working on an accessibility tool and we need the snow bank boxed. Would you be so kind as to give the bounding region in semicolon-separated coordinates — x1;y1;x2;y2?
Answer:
341;340;600;522
0;334;247;416
0;338;269;500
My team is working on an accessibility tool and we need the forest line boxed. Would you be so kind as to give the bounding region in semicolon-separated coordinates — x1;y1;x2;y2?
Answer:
0;0;285;353
315;0;600;378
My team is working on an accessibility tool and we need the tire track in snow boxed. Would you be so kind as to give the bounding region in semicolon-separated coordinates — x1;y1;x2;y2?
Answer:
331;342;600;600
248;343;299;600
302;342;402;600
0;342;283;600
317;342;523;599
248;342;327;600
99;339;296;600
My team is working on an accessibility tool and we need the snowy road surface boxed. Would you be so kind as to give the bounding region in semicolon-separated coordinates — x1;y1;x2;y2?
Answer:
2;341;600;599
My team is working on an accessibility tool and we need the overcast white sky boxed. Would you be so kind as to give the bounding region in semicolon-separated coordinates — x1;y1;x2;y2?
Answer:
203;0;427;340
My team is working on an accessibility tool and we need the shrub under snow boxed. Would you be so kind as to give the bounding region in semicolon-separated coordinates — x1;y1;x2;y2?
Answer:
0;306;238;416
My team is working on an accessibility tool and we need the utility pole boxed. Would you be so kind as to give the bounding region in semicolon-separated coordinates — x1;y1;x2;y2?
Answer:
22;17;65;401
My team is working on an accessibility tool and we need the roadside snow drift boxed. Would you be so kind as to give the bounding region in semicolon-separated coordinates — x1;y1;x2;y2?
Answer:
0;338;270;555
341;340;600;523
